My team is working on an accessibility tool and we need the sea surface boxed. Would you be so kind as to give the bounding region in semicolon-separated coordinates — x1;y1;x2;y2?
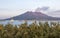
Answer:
0;20;60;26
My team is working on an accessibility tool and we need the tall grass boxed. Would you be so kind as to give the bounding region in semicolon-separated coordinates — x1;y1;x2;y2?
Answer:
0;21;60;38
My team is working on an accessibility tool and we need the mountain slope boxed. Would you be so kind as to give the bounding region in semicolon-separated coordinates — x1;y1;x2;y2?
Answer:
5;11;60;20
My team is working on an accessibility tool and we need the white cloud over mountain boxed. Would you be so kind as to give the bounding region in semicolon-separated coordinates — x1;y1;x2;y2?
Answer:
35;7;60;17
0;7;60;19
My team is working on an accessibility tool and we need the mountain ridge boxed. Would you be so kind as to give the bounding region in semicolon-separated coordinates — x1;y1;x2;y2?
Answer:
5;11;60;20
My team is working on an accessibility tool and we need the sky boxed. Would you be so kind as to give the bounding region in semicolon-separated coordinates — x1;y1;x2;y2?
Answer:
0;0;60;19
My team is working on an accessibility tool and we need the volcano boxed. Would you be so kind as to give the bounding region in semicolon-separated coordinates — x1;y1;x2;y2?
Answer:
5;8;60;20
5;11;60;20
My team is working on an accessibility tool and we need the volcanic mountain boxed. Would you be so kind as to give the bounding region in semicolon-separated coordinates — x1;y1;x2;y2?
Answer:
5;11;60;20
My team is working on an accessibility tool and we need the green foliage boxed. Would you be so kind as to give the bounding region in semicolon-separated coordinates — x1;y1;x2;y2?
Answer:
0;21;60;38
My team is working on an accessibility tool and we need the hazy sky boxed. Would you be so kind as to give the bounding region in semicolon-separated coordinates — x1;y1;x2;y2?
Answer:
0;0;60;19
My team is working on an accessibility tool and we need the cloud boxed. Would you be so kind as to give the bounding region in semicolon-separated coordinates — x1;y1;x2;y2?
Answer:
35;7;60;17
40;7;49;11
46;10;60;17
35;7;49;13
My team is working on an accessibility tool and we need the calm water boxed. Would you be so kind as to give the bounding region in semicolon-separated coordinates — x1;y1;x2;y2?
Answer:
0;20;37;25
0;20;60;26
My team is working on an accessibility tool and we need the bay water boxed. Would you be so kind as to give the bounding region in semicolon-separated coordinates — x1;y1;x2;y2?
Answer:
0;20;60;26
